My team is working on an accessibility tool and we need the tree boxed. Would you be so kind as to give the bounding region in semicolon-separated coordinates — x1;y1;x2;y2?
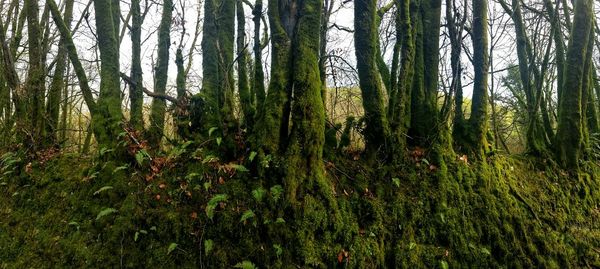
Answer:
467;0;490;156
148;0;173;147
129;0;144;130
46;0;74;146
354;0;392;159
555;0;594;168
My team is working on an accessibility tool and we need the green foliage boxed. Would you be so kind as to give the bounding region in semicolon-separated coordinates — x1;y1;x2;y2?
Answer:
270;185;283;203
251;187;267;202
95;208;117;221
204;239;214;256
93;186;113;196
206;194;228;220
167;243;178;255
234;260;257;269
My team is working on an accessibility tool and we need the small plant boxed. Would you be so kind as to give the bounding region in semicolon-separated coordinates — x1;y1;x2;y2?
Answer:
234;261;257;269
270;185;283;203
204;239;214;256
93;186;113;196
167;243;178;255
206;194;228;220
251;187;267;202
96;208;118;221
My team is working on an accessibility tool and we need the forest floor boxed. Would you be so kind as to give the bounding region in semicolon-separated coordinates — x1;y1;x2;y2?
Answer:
1;146;600;268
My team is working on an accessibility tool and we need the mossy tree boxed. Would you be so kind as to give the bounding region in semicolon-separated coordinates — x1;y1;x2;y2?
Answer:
129;0;145;131
555;0;594;169
254;0;294;155
23;0;45;151
498;0;553;156
46;0;74;146
467;0;490;157
237;0;255;131
283;0;341;264
408;0;443;148
148;0;173;147
92;0;124;149
354;0;392;160
196;0;237;155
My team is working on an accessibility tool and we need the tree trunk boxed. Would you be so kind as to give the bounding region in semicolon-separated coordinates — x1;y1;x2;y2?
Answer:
555;0;593;169
129;0;144;130
354;0;391;159
92;0;123;148
148;0;173;148
45;0;73;147
237;0;255;131
468;0;490;156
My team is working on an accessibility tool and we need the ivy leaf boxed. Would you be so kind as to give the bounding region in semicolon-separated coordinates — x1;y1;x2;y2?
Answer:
392;178;400;188
96;208;118;221
216;137;222;146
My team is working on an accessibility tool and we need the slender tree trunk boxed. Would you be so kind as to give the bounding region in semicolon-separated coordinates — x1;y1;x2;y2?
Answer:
252;0;266;113
354;0;391;159
148;0;173;148
46;0;74;147
468;0;490;156
129;0;144;130
237;0;255;131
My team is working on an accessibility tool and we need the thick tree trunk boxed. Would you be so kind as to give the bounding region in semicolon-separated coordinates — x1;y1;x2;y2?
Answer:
24;0;46;150
555;0;593;169
92;0;123;148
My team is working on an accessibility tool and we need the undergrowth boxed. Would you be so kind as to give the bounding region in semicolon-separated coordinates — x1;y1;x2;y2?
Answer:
0;145;599;268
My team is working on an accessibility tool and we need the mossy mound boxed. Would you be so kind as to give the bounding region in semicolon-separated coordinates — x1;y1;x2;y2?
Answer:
0;149;599;268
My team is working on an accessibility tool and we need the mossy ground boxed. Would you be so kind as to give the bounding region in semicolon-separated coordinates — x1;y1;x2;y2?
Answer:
1;147;599;268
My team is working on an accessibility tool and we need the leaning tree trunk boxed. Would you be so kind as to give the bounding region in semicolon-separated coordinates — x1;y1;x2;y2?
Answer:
468;0;490;156
148;0;173;148
354;0;392;160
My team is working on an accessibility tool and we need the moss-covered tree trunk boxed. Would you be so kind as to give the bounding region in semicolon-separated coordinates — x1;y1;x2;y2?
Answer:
254;0;293;155
129;0;144;131
354;0;392;159
390;0;416;154
555;0;593;169
468;0;490;156
148;0;173;148
251;0;266;113
409;0;442;147
24;0;46;150
198;0;222;134
46;0;74;146
92;0;124;148
284;0;340;264
237;0;255;131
